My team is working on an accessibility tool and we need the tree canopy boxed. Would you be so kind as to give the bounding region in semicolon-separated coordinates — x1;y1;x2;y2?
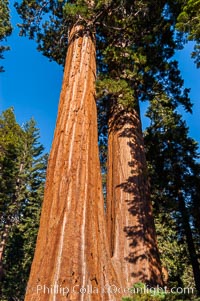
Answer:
0;0;12;71
176;0;200;67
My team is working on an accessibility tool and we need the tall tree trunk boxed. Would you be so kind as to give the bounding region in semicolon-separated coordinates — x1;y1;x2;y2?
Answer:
106;102;163;287
24;25;121;301
178;190;200;295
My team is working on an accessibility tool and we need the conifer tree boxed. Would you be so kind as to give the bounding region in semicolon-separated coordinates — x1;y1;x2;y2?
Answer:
144;96;200;294
0;109;47;300
0;108;24;282
0;0;12;71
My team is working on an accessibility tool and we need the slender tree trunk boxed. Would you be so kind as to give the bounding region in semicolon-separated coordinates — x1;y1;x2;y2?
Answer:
0;224;9;281
24;25;121;301
106;102;163;287
178;190;200;295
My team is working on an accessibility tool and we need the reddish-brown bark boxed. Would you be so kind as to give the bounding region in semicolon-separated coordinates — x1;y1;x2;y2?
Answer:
106;103;163;288
24;25;121;301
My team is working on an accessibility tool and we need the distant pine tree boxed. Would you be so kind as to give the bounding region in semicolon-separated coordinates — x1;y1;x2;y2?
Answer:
0;108;47;300
145;96;200;294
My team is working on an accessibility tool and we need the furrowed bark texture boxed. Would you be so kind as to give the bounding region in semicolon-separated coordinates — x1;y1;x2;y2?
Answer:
24;25;121;301
106;103;163;287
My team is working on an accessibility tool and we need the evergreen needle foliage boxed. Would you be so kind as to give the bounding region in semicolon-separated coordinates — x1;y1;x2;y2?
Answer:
144;96;200;292
0;108;48;300
0;0;12;71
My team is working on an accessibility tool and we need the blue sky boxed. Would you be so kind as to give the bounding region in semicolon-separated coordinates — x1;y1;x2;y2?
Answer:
0;3;200;153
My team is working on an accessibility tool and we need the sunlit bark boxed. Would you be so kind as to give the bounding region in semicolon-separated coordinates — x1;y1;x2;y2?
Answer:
25;25;121;301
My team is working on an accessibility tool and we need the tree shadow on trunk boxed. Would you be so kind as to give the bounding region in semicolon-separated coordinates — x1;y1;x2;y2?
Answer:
107;104;163;286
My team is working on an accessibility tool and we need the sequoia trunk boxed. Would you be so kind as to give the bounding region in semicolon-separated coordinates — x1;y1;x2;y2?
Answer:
106;103;163;287
24;25;121;301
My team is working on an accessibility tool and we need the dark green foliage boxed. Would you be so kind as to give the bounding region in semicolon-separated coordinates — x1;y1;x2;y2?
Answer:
14;0;120;65
0;0;12;71
0;108;24;230
95;1;193;198
15;0;192;112
0;108;47;301
95;0;192;121
144;97;200;293
97;78;134;107
155;213;188;287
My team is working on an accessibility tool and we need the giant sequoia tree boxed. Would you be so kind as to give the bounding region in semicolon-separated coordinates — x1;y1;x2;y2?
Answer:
16;2;125;300
15;0;198;299
96;1;191;287
15;0;169;298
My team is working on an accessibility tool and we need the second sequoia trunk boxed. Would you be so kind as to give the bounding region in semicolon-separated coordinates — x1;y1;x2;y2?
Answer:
106;102;163;287
24;25;121;301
